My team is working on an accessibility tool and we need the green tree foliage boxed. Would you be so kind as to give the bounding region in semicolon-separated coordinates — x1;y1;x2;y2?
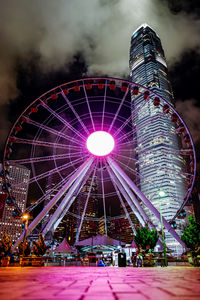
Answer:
32;233;50;256
181;215;200;251
134;226;158;250
0;233;12;257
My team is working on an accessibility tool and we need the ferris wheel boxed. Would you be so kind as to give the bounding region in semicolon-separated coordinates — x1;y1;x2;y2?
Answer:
2;78;196;249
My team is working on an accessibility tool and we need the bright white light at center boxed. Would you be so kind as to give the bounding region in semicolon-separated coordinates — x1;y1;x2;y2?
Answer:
86;131;115;156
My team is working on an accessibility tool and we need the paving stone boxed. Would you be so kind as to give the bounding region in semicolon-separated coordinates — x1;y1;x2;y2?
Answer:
141;287;176;300
111;283;138;292
0;266;200;300
83;292;115;300
114;292;149;300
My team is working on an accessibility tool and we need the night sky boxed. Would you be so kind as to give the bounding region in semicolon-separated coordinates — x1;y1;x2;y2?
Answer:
0;0;200;175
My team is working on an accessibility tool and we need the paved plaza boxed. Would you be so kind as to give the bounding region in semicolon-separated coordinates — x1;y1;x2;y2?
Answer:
0;266;200;300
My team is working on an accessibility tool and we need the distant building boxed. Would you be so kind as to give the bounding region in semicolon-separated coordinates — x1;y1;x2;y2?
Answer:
129;24;186;254
0;164;30;242
98;216;109;236
119;202;139;244
43;175;99;243
78;176;99;241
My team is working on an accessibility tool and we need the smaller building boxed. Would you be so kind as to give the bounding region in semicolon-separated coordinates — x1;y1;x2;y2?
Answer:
0;164;30;242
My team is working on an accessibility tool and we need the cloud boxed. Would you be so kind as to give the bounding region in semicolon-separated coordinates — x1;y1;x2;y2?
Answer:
176;99;200;144
0;0;200;153
162;0;200;17
0;0;200;105
0;104;11;154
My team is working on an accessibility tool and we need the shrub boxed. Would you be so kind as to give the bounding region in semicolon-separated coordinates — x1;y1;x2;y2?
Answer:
134;226;158;251
181;215;200;251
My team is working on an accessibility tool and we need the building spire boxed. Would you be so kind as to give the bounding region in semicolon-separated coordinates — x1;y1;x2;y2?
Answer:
132;23;159;38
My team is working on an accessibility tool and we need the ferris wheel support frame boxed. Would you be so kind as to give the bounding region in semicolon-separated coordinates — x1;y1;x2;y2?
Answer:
75;166;97;242
107;163;164;248
107;165;146;227
50;166;95;239
12;157;94;250
42;158;94;235
107;167;137;235
107;157;186;248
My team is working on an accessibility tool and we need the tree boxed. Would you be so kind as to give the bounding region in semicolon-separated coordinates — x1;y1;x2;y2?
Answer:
134;226;158;251
0;233;12;257
32;233;50;256
18;238;31;257
181;215;200;251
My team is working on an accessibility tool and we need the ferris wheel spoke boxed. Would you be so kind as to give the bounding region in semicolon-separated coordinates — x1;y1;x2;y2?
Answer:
132;128;177;146
117;130;133;144
116;148;135;156
115;156;187;186
138;146;183;156
41;101;86;141
13;157;94;250
135;111;166;135
101;81;107;131
42;157;95;235
131;96;150;120
11;137;78;150
113;114;132;138
106;161;147;225
115;153;137;163
76;163;97;242
26;118;81;146
61;89;90;135
100;159;107;236
108;87;129;133
118;140;136;147
82;82;95;132
29;157;84;184
114;157;185;204
13;157;84;187
26;173;73;213
114;157;160;191
106;165;137;234
107;157;186;247
10;152;83;165
47;162;95;235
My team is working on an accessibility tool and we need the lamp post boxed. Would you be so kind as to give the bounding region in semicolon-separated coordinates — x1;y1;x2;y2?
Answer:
158;190;168;267
21;214;29;260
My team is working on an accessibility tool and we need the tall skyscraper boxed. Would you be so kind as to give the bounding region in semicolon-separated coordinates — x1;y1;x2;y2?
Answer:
129;24;186;254
0;164;30;242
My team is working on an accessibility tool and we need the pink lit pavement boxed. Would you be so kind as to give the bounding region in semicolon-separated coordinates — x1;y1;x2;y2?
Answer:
0;266;200;300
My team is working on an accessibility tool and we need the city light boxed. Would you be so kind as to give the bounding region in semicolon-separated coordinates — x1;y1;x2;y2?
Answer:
86;131;115;156
158;190;166;197
22;214;29;220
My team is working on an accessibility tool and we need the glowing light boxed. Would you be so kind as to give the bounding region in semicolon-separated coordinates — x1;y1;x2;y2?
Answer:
159;190;165;197
86;131;115;156
22;214;29;220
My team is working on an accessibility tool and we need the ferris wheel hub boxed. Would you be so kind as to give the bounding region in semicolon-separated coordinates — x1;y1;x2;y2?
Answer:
86;131;115;156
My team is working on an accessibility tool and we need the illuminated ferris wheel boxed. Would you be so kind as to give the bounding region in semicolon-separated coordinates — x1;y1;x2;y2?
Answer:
2;78;196;249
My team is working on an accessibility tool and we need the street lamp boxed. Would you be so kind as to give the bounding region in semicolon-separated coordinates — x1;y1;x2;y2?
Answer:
21;213;29;261
158;190;168;267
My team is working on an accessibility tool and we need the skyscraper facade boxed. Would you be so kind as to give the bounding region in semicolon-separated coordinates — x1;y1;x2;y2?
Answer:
0;164;30;242
129;24;186;254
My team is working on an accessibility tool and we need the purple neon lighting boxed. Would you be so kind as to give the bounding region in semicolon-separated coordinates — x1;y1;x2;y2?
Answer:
86;131;115;156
